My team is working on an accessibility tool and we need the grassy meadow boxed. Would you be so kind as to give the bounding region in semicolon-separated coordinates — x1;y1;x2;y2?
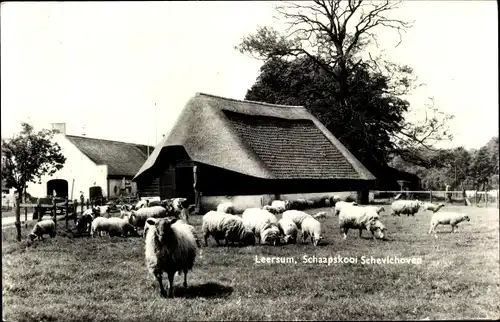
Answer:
2;204;499;321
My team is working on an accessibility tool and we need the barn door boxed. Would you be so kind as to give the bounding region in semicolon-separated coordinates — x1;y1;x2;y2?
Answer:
174;166;195;204
159;166;175;200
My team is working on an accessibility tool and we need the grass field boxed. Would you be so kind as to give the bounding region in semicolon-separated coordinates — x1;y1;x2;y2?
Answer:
2;204;499;321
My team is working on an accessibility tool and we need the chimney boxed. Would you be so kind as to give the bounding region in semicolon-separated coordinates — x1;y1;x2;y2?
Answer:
51;123;66;135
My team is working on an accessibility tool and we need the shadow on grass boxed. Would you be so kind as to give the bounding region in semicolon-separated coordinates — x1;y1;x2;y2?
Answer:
173;282;233;299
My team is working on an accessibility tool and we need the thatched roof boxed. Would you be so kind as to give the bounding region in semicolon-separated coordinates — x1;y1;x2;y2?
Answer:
133;93;376;181
66;135;154;178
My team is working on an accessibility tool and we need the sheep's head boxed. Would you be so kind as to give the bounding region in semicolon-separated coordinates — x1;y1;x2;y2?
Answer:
241;230;256;246
376;206;385;214
147;217;178;243
436;203;445;211
312;232;323;246
369;219;387;240
28;233;38;242
283;234;296;244
463;215;471;222
262;225;281;246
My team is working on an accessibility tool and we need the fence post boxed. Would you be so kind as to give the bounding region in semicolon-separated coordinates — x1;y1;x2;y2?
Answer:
485;189;488;208
65;197;69;230
37;199;42;222
52;197;57;234
74;199;78;224
429;190;433;203
474;191;477;206
24;204;28;229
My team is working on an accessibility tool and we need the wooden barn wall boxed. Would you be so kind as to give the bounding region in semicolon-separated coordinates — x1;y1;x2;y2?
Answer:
197;165;375;196
136;176;160;197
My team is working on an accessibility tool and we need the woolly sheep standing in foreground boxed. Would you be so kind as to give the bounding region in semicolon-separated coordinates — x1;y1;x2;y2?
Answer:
28;219;56;242
334;201;358;216
216;202;235;215
422;202;445;213
278;217;298;244
391;200;424;217
428;212;470;237
145;217;197;298
282;210;325;230
202;211;255;246
339;206;387;240
301;216;322;246
242;208;281;246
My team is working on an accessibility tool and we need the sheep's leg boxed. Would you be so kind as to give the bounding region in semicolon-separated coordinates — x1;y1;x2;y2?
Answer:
183;268;188;288
451;225;456;233
204;233;209;247
155;271;168;298
358;229;363;238
342;228;348;240
167;271;175;298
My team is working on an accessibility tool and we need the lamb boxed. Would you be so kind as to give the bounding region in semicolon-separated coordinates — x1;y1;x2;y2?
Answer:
300;217;322;246
313;211;328;220
339;206;387;240
334;201;358;216
216;202;235;215
278;217;298;244
144;217;197;298
242;208;281;246
28;219;56;242
428;212;470;237
91;217;136;237
202;211;255;246
422;202;445;213
391;200;424;217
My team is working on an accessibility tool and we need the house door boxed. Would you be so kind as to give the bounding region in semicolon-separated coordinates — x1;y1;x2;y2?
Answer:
174;166;195;204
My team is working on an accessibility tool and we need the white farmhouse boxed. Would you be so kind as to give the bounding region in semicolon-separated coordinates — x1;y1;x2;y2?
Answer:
25;123;153;201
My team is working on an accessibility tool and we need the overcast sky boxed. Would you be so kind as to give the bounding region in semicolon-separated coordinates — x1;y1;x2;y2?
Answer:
1;1;498;150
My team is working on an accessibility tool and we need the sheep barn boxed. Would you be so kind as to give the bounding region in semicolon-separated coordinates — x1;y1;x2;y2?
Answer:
133;93;378;213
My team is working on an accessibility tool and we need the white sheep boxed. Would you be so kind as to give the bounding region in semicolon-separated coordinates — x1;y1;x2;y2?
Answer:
278;217;298;244
94;205;111;216
202;211;255;246
282;210;313;230
334;201;358;216
301;216;322;246
91;217;136;237
216;202;235;215
134;199;149;210
262;205;279;214
313;211;328;220
391;200;424;217
422;202;445;213
28;219;56;241
428;212;471;237
270;200;289;213
362;205;385;215
339;206;387;240
129;206;168;230
242;208;281;245
145;217;197;298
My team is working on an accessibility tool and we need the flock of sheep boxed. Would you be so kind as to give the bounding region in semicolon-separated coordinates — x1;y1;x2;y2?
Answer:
26;195;471;298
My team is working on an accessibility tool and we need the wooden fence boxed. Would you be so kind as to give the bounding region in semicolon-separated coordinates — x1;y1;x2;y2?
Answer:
372;190;499;208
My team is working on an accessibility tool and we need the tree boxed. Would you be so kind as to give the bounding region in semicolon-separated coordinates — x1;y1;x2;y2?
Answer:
236;0;453;170
1;123;66;241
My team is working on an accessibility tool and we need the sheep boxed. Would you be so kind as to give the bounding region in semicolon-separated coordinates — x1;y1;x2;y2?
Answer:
339;206;387;240
301;217;322;246
94;205;111;217
77;208;98;233
120;204;133;212
202;211;255;246
334;201;358;216
390;200;424;217
28;219;56;242
363;205;385;215
262;205;279;214
144;217;197;298
428;212;471;237
288;199;309;210
91;217;136;237
422;202;445;213
278;217;298;244
242;208;281;246
148;200;162;207
134;199;149;210
313;211;328;220
216;202;235;215
263;200;290;214
129;206;168;230
282;210;314;230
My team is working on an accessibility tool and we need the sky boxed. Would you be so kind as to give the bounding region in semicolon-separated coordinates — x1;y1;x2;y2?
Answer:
1;1;498;151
